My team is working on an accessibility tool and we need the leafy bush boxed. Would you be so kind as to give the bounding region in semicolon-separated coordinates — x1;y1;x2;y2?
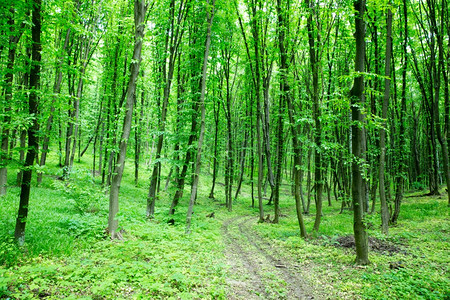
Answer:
0;235;21;267
52;167;106;215
411;181;427;191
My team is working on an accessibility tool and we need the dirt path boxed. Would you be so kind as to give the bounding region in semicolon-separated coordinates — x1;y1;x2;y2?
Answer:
222;216;317;299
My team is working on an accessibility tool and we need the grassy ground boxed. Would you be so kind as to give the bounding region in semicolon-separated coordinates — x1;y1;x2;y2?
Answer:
251;189;449;299
0;154;449;299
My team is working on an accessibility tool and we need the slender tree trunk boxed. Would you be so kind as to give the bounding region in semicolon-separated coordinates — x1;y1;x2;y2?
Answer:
272;96;284;223
209;100;221;199
305;0;323;232
379;7;392;235
147;0;188;217
167;59;186;194
350;0;369;265
285;77;307;237
237;4;264;222
306;147;312;214
250;94;255;208
80;108;102;158
223;50;234;212
108;0;147;239
434;0;450;206
38;28;71;184
392;0;408;224
186;0;215;234
134;74;145;185
16;130;27;186
1;7;23;195
253;26;265;223
14;0;41;245
169;100;199;215
234;130;248;201
66;33;92;175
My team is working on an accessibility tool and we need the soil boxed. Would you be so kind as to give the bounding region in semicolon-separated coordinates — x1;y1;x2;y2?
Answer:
222;216;318;299
334;235;406;255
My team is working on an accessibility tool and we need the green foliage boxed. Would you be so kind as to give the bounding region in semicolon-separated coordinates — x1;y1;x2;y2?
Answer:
1;147;449;299
0;154;227;299
411;180;427;191
0;235;21;268
52;167;106;215
249;189;449;299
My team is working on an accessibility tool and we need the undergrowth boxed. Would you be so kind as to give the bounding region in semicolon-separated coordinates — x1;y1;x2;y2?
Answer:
0;156;227;299
250;188;449;299
1;153;449;299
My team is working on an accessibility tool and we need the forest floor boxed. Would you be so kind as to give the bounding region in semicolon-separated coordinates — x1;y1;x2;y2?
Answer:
1;157;449;299
222;215;316;299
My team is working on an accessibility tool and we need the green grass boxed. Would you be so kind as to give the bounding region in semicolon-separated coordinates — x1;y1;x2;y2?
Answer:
0;155;227;299
249;187;450;299
1;152;449;299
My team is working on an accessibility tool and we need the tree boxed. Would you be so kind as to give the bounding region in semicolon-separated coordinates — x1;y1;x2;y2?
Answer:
236;0;264;222
37;25;71;185
276;0;306;237
185;0;215;234
0;3;26;195
147;0;189;218
350;0;370;265
305;0;324;232
108;0;147;239
379;5;392;235
391;0;409;223
14;0;41;245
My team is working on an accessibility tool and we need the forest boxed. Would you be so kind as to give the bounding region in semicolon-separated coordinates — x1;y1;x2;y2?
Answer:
0;0;449;298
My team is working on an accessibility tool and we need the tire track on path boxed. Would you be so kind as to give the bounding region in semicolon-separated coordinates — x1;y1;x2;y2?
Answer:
222;216;270;299
222;215;317;299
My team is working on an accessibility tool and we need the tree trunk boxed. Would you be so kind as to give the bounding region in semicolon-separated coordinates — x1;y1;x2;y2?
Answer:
16;130;27;186
234;130;248;201
223;49;234;212
168;99;199;215
14;0;41;245
1;7;23;196
350;0;369;265
147;0;188;217
305;0;323;232
392;0;408;224
65;39;91;176
306;147;312;214
134;73;145;185
434;0;450;206
185;0;215;234
108;0;147;239
379;7;392;235
209;98;221;199
38;28;71;184
237;4;264;222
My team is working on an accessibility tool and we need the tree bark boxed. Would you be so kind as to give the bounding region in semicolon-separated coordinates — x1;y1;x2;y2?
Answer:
379;7;392;235
305;0;323;232
234;130;248;201
237;4;264;222
185;0;215;234
434;0;450;206
14;0;41;245
222;49;234;212
209;95;221;199
108;0;147;239
392;0;408;224
134;74;145;185
147;0;188;217
37;28;71;184
1;6;24;195
350;0;370;265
